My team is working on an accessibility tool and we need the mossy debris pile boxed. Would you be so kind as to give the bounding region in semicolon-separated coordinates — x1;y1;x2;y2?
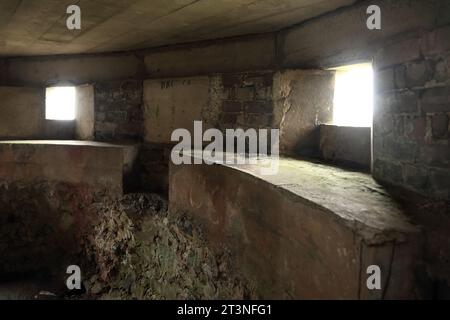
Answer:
87;193;255;299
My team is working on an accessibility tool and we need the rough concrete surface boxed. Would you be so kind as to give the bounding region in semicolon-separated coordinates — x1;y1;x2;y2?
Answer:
0;141;125;192
143;76;218;144
0;86;44;138
1;54;144;87
320;125;371;169
372;24;450;201
169;154;423;299
75;84;95;140
144;34;277;78
280;0;449;68
0;0;355;56
0;86;76;140
273;70;335;157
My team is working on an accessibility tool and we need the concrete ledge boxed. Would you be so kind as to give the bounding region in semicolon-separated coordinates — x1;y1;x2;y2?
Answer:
169;154;422;299
0;140;139;276
0;140;138;194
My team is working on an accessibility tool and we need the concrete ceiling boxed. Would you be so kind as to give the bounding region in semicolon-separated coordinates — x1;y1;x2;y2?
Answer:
0;0;356;57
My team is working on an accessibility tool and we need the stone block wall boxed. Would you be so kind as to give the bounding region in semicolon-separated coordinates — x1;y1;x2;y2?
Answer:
219;72;274;130
372;24;450;294
94;80;143;142
373;25;450;201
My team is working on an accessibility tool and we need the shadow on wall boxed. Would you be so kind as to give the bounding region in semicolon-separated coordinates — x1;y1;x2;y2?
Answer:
274;70;335;159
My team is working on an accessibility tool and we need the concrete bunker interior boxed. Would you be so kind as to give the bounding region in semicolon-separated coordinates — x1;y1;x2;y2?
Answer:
0;0;449;300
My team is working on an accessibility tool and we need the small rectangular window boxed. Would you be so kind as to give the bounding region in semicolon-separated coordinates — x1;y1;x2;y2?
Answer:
331;63;373;127
45;86;76;120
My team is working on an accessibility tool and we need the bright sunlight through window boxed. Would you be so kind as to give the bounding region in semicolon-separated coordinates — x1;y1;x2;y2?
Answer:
45;86;76;120
332;63;373;127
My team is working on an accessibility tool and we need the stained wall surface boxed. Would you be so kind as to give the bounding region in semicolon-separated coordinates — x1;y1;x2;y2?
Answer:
0;87;44;139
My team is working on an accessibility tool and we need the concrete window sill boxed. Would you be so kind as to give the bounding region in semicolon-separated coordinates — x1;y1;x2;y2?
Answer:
319;124;371;170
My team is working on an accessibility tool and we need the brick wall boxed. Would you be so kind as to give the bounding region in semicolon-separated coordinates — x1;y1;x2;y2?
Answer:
373;25;450;294
94;80;143;141
373;25;450;201
219;72;274;131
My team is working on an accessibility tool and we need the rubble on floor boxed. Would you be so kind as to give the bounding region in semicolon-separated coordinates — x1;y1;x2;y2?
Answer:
0;178;253;299
87;193;255;300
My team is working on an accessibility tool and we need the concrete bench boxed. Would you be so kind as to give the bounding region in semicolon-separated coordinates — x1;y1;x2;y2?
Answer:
0;140;138;276
0;140;138;194
169;153;421;299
